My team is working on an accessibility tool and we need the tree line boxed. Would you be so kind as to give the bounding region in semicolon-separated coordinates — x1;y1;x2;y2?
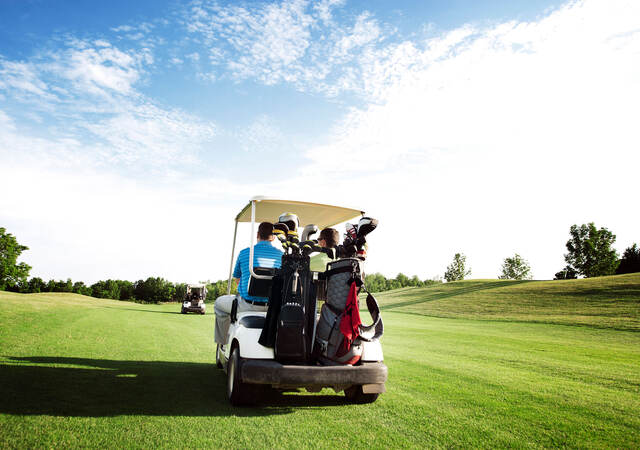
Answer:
442;222;640;282
1;275;237;304
2;223;639;297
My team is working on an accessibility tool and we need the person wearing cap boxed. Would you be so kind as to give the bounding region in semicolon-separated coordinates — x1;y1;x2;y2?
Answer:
214;222;284;344
309;227;339;272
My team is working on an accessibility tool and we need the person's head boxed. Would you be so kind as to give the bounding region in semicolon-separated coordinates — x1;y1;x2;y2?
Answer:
257;222;275;241
318;228;339;248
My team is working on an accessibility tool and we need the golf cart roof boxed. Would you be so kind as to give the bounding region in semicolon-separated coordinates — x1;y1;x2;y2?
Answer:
187;283;206;288
235;196;364;229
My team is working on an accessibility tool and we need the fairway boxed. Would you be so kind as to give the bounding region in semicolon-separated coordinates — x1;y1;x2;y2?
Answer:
1;275;640;448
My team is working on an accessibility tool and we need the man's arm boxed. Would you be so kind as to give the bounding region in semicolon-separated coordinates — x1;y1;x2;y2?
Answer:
232;251;243;279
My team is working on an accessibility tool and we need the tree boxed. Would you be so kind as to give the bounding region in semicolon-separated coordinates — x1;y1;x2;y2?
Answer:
498;253;532;280
564;223;619;277
444;253;470;282
616;244;640;274
0;228;32;290
554;265;578;280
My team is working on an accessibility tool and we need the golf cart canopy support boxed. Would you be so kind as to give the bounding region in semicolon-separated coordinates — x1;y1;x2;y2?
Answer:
227;197;365;294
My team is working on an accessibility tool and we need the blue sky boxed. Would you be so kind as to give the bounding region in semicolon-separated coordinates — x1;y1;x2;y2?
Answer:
1;0;638;283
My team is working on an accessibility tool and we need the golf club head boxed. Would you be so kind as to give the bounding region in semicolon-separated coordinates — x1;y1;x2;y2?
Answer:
357;217;378;238
273;222;289;243
301;224;319;242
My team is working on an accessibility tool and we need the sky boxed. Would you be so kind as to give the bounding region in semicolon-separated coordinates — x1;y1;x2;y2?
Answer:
1;0;638;284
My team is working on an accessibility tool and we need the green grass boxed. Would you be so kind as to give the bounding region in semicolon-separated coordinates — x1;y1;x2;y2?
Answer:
1;274;639;448
376;273;640;330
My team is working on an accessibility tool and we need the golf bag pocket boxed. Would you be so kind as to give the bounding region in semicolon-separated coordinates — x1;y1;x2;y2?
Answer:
325;258;362;311
315;303;362;365
275;303;307;363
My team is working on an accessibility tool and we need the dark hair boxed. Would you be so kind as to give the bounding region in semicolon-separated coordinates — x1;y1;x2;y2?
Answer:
319;228;339;248
258;222;274;240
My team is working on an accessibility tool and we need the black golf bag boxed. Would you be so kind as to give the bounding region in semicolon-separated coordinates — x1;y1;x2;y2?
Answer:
259;253;317;364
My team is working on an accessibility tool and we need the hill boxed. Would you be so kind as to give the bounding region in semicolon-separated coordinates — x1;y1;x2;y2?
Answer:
373;273;640;331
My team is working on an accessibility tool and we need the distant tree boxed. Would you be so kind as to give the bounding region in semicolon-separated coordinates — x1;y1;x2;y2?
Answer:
133;277;174;303
564;223;619;277
0;227;32;291
615;244;640;275
395;273;409;286
174;283;187;302
118;280;135;300
91;279;120;299
28;277;46;293
72;281;92;296
553;265;578;280
498;254;532;280
444;253;471;282
44;279;56;292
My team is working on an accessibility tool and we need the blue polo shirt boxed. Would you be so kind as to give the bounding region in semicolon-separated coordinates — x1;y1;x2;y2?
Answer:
233;241;283;303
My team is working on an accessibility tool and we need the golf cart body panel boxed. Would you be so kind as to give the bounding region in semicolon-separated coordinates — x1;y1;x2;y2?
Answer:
226;311;275;360
218;197;386;404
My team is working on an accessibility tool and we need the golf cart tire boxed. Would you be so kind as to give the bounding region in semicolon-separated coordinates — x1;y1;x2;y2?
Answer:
344;385;379;404
227;346;253;406
215;344;223;369
181;307;186;314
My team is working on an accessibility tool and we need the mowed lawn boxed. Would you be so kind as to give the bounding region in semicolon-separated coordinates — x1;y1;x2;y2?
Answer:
1;274;639;448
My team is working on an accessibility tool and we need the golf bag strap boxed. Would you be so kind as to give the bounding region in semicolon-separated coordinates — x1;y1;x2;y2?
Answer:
323;265;355;278
358;293;383;341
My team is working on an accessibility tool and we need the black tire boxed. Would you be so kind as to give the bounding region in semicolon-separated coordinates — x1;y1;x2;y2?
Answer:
181;308;186;314
215;344;223;369
344;385;379;404
227;346;252;406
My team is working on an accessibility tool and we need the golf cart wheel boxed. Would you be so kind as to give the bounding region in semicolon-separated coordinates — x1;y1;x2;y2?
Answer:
215;344;223;369
227;346;252;406
344;385;379;404
181;307;186;314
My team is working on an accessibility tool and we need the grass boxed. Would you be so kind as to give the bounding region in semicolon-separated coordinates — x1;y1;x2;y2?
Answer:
375;273;640;331
1;274;639;448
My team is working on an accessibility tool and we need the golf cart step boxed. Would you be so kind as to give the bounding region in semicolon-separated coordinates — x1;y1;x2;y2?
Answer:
241;360;387;386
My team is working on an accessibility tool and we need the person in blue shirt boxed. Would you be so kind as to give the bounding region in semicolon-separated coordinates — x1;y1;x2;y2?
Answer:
214;222;284;344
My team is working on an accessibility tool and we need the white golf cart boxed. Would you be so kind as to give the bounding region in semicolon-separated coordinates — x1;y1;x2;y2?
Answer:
215;196;387;405
181;283;207;314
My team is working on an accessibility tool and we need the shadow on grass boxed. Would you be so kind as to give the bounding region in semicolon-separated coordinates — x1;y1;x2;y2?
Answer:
380;280;533;311
0;356;349;417
100;306;188;315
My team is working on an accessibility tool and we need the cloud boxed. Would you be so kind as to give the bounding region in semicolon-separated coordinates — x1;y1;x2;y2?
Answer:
234;114;283;153
0;59;55;100
0;39;216;171
183;0;385;95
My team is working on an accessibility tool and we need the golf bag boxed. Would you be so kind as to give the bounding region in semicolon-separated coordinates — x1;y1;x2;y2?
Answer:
315;258;383;365
272;253;316;364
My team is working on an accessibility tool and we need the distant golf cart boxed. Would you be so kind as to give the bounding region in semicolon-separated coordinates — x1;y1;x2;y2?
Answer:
181;284;207;314
216;197;387;406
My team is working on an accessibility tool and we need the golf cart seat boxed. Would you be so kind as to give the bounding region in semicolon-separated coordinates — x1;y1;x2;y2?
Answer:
247;267;276;298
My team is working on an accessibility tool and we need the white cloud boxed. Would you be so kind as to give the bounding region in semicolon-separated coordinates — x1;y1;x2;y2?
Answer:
1;39;216;171
235;115;283;153
56;43;146;95
184;0;385;94
0;59;54;99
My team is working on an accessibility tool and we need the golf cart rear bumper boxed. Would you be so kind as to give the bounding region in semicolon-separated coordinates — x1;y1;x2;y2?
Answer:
241;360;387;386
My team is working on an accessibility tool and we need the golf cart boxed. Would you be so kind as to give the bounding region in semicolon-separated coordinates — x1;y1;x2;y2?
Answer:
182;283;207;314
215;197;387;405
